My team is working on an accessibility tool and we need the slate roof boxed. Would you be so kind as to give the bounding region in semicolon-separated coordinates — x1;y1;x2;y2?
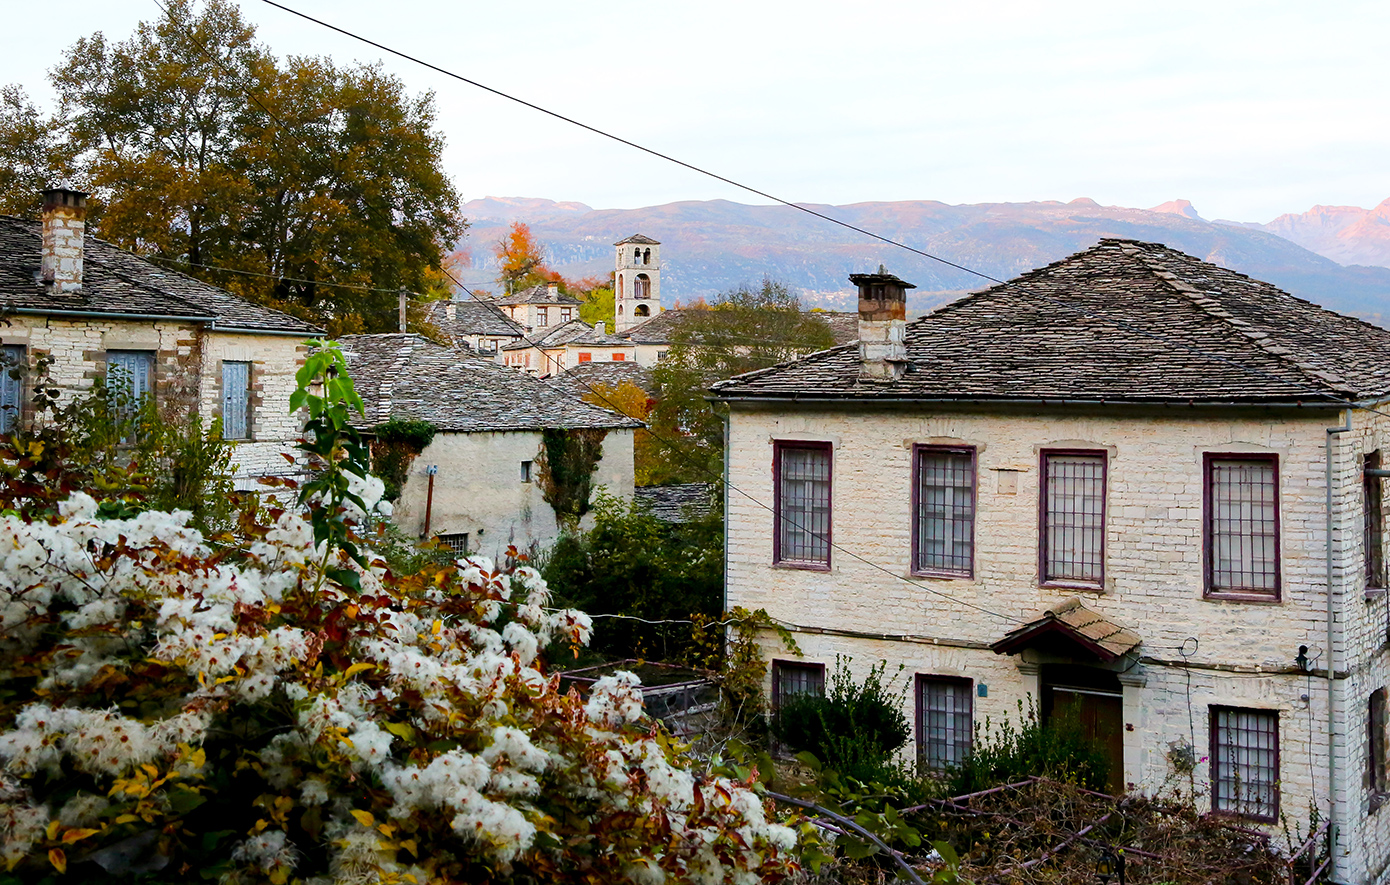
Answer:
711;238;1390;405
634;483;716;523
0;215;321;334
340;333;640;433
618;308;858;347
549;360;655;395
422;298;525;339
501;319;632;351
991;598;1141;663
615;234;660;246
494;284;581;307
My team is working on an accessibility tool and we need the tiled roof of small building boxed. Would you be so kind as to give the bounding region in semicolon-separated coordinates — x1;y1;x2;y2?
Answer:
422;298;525;339
618;308;859;346
493;283;582;307
341;333;640;432
711;238;1390;405
501;319;631;351
634;483;716;523
0;216;321;334
615;234;660;245
548;360;654;395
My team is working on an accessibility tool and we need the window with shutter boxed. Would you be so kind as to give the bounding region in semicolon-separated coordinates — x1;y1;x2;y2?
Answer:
0;345;24;434
222;361;251;440
106;351;154;443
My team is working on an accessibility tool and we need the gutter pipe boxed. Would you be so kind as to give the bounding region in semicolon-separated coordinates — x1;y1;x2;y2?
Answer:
1327;408;1352;882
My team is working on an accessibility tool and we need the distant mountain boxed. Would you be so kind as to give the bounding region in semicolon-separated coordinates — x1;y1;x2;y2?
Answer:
457;196;1390;324
1236;199;1390;269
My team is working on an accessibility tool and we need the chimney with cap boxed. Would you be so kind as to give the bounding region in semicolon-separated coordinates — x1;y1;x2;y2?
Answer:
850;265;915;380
41;187;88;293
595;321;605;336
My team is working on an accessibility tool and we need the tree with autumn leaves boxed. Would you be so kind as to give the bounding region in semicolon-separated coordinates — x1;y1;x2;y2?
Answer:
0;0;463;336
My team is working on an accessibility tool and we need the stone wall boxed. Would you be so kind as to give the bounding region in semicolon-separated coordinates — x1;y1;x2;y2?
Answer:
390;427;635;559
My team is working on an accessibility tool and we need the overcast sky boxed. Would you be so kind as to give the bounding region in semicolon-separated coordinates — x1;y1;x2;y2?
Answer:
3;0;1387;223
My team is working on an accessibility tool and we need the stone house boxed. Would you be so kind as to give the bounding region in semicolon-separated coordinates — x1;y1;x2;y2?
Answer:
500;319;635;376
494;282;581;331
617;307;859;368
0;189;320;485
422;295;524;355
340;333;639;558
711;238;1390;883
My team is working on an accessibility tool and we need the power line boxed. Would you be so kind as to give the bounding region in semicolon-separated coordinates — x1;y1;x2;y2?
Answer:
147;255;407;294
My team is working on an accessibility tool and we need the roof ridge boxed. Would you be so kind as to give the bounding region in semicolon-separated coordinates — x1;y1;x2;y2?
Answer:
712;341;857;389
1126;241;1359;399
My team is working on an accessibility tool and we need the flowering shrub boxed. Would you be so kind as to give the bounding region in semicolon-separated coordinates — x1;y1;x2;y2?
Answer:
0;342;800;884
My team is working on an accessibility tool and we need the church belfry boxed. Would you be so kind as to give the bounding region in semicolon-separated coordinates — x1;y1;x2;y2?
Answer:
614;234;661;333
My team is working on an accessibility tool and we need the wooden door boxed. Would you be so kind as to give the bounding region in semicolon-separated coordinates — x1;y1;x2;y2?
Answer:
1041;665;1124;794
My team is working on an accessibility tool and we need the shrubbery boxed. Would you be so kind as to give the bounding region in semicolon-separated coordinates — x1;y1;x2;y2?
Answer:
946;699;1110;795
772;658;911;784
0;342;801;884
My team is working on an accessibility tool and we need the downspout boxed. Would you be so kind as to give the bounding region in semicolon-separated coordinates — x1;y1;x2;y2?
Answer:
722;409;731;616
1327;408;1352;880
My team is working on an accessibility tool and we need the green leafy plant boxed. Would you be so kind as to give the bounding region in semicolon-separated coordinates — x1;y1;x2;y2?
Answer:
947;698;1110;794
773;656;911;783
369;417;436;501
535;427;609;528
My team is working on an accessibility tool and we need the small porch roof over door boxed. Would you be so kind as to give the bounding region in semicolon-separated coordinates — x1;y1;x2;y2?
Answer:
990;598;1141;663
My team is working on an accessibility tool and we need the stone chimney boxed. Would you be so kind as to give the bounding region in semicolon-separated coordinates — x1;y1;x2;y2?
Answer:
850;265;915;380
594;322;605;336
547;282;559;300
41;187;88;293
444;301;456;322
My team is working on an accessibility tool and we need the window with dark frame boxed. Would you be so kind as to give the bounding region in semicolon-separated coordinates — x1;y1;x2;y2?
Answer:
437;533;469;557
1210;706;1279;821
1040;450;1106;586
916;676;972;772
772;660;825;708
520;460;533;483
1205;455;1279;597
774;442;832;567
221;360;252;440
1371;688;1388;812
914;446;976;577
0;344;24;434
1368;452;1385;589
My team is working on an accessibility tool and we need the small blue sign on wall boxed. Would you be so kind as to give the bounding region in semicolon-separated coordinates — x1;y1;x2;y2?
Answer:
977;684;988;698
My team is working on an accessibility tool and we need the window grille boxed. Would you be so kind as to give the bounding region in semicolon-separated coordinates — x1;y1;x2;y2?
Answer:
437;533;469;556
221;361;251;440
775;442;831;566
915;447;975;576
1211;706;1279;820
1206;456;1279;595
0;345;24;434
917;677;972;772
1041;451;1106;584
1368;452;1385;589
773;660;824;707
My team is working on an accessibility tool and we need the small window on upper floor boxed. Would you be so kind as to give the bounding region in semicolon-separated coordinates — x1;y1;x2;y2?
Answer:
578;352;592;363
1039;449;1106;588
521;460;533;483
537;307;549;327
611;353;625;361
1204;454;1280;600
774;441;832;568
915;446;976;578
561;307;572;322
1367;451;1385;590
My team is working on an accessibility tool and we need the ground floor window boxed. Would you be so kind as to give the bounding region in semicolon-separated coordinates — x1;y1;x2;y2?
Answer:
437;533;469;556
772;660;824;707
1210;706;1279;820
917;676;972;772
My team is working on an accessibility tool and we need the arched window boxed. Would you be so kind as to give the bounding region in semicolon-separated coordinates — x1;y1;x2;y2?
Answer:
634;248;641;262
617;273;624;296
634;304;650;317
635;273;651;299
618;304;624;315
643;249;651;264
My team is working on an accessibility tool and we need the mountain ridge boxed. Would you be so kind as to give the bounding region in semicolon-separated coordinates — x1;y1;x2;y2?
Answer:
456;196;1390;323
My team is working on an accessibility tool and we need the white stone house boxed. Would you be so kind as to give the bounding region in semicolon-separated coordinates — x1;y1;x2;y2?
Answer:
341;333;639;558
711;238;1390;883
494;282;581;332
0;189;321;485
422;295;524;355
500;319;635;376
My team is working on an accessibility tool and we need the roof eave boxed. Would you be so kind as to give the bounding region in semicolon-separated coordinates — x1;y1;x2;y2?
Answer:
710;392;1351;410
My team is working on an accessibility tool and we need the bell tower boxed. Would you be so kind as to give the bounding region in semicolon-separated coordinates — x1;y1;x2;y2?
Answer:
614;234;661;333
